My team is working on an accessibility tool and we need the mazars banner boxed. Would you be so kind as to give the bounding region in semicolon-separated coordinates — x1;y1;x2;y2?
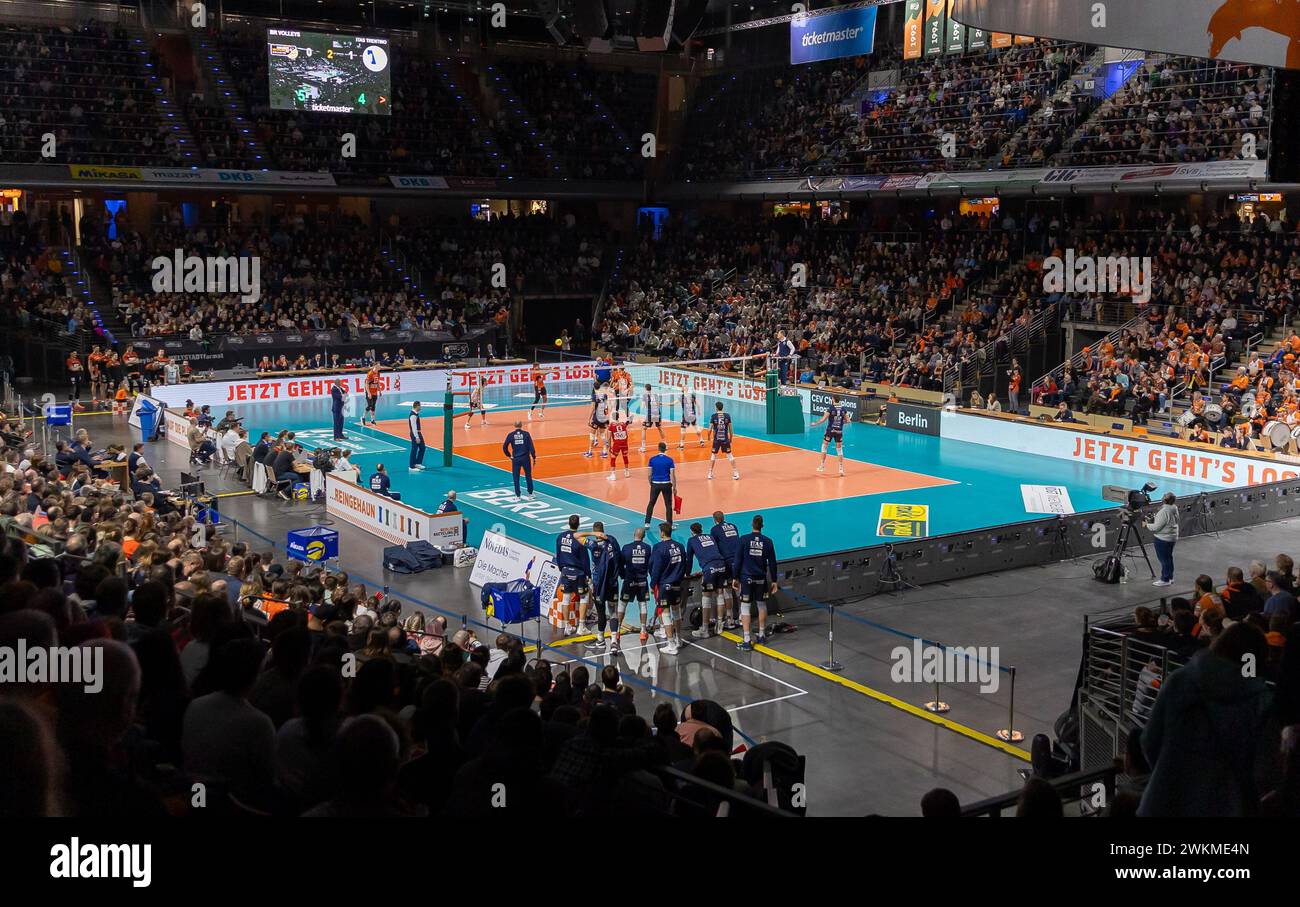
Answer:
791;6;878;64
943;411;1300;488
469;530;560;607
953;0;1300;70
325;474;463;546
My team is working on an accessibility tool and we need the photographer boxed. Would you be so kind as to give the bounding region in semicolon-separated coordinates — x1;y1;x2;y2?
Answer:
1144;492;1180;587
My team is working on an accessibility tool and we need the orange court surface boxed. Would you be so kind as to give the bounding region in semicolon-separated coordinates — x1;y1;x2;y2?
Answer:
370;403;955;517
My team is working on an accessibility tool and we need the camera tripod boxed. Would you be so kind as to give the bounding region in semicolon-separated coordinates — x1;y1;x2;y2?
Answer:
877;543;920;594
1188;493;1220;538
1048;516;1075;560
1113;509;1155;580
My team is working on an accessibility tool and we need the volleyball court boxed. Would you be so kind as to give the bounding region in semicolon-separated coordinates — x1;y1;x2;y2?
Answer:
367;355;952;511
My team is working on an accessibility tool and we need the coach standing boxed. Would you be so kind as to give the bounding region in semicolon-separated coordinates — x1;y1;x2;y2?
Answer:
330;378;347;441
408;401;426;471
502;420;537;500
644;442;676;529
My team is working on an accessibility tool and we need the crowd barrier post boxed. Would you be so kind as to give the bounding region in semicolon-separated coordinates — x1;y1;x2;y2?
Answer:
996;666;1023;743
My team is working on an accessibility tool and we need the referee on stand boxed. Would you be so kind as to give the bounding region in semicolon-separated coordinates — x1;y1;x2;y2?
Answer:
644;442;676;530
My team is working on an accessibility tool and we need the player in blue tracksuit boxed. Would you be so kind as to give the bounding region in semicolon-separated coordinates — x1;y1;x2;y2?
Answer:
554;514;591;635
685;522;730;639
575;522;621;651
710;511;741;629
620;528;653;644
649;523;688;656
812;396;850;476
732;514;778;650
502;420;537;499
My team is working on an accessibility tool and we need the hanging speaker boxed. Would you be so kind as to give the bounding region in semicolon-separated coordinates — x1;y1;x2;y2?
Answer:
572;0;610;39
634;0;675;52
670;0;706;44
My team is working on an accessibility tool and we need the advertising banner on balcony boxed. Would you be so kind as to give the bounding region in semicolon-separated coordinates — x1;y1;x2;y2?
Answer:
790;6;878;64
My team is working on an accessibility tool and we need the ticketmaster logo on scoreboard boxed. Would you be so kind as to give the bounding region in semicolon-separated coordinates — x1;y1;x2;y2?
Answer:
465;488;629;529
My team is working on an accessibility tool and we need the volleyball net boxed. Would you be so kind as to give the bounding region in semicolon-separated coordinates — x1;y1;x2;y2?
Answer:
614;354;767;419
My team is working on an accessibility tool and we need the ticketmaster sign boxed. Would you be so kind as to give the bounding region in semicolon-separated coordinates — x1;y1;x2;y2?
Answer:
790;6;877;64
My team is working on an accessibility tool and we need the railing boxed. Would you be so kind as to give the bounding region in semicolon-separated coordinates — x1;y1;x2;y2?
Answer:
1030;311;1145;397
960;764;1120;817
947;304;1063;399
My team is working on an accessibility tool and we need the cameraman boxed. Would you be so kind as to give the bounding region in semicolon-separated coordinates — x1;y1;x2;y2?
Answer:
1144;492;1180;587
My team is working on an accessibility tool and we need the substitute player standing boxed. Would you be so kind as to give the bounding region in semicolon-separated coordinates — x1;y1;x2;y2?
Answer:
733;514;779;650
554;514;592;636
686;522;730;638
620;528;653;645
575;522;621;651
638;383;666;452
363;364;382;426
649;523;688;656
464;381;488;429
607;413;631;481
585;382;611;459
678;387;705;449
812;395;849;476
710;511;742;629
707;401;740;481
528;367;547;420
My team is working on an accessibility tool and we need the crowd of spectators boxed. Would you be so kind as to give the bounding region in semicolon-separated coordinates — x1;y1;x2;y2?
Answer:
1058;57;1271;167
0;22;187;167
0;400;799;816
77;209;508;340
1032;208;1300;427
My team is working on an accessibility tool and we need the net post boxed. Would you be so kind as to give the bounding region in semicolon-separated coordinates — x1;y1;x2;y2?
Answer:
765;367;778;434
443;372;454;467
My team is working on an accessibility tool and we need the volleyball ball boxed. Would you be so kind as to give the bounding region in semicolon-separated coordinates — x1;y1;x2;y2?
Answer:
554;339;563;348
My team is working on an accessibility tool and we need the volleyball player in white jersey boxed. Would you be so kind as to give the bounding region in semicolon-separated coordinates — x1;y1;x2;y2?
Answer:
464;382;488;429
678;387;706;449
638;383;666;453
584;382;611;459
613;369;633;421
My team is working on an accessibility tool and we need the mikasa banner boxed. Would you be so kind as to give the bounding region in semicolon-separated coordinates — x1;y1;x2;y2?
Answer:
952;0;1300;69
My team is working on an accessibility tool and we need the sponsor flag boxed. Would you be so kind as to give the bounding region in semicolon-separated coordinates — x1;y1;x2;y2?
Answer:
923;0;946;56
945;0;967;53
903;0;924;59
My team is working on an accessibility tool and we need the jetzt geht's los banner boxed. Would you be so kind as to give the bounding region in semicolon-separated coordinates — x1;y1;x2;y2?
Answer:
790;6;878;64
953;0;1300;69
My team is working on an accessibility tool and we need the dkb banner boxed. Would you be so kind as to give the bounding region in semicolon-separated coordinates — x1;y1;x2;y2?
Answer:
790;6;878;64
953;0;1300;69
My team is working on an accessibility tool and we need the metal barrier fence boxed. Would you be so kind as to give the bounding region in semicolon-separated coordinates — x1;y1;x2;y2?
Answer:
960;763;1120;817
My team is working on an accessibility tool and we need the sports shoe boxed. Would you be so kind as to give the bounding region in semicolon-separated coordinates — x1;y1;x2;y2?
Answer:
663;640;680;656
690;628;710;639
698;439;705;447
607;473;616;482
816;464;824;472
1152;579;1173;587
724;618;738;630
539;412;544;419
678;443;685;450
638;445;646;453
639;630;648;643
707;472;714;480
737;640;754;652
584;638;601;650
839;469;845;477
582;451;593;459
654;626;667;640
732;471;740;480
527;412;532;420
463;422;470;430
623;468;630;477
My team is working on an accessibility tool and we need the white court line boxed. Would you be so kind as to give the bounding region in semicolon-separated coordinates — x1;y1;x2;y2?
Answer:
694;644;808;694
727;690;809;713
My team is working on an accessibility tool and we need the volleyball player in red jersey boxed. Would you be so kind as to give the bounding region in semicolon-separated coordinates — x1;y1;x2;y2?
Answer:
607;416;630;481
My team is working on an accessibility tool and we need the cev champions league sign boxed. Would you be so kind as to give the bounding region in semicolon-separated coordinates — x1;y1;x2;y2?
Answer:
790;6;878;64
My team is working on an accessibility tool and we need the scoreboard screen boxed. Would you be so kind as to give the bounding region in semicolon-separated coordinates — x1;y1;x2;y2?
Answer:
267;29;390;116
